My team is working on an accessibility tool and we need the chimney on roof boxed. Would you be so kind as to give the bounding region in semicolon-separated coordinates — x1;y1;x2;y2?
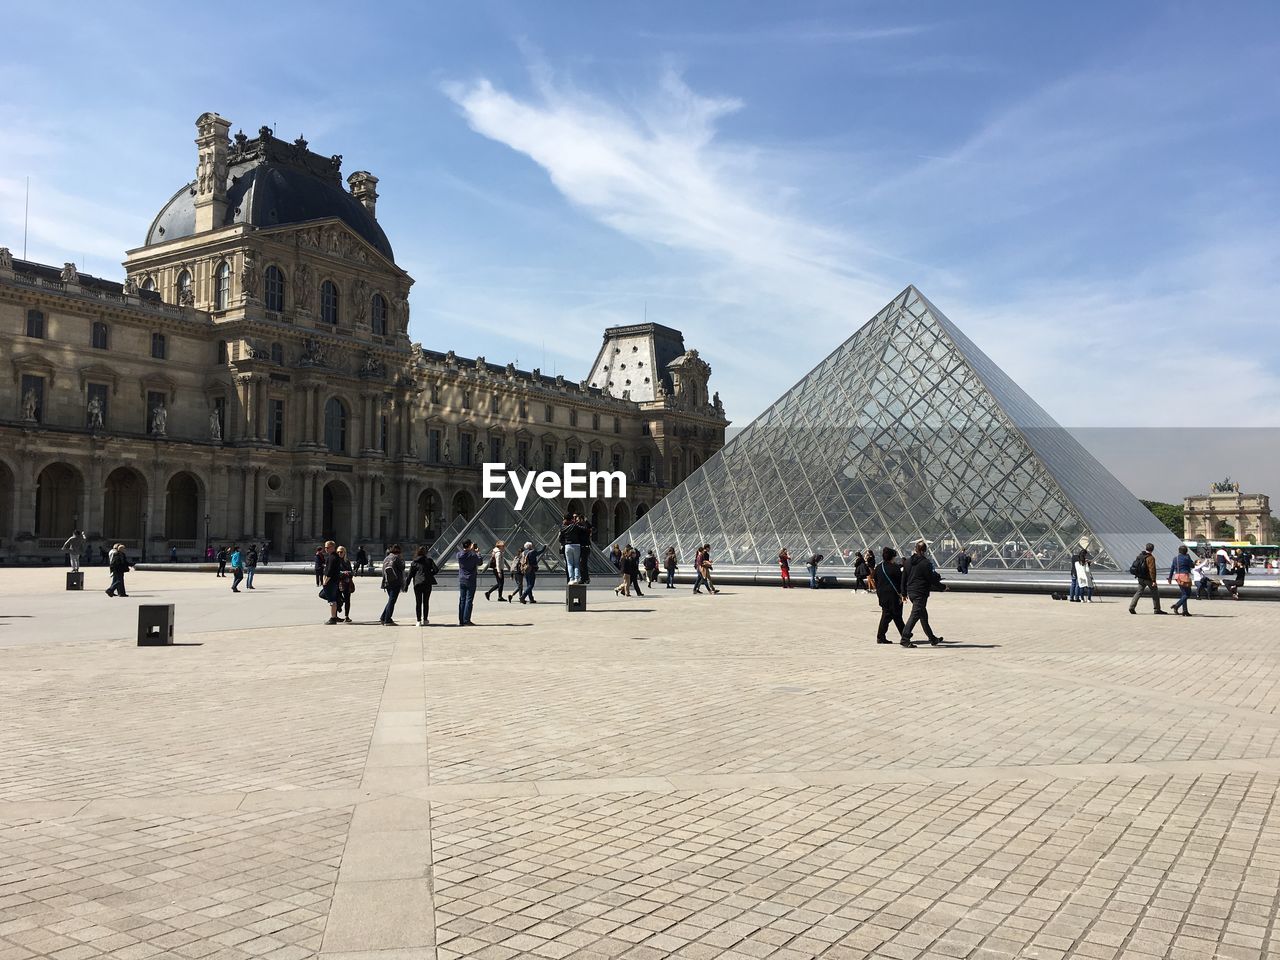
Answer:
348;171;379;219
194;112;232;233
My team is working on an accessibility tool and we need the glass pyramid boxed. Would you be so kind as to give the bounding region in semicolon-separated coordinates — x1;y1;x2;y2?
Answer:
620;286;1182;572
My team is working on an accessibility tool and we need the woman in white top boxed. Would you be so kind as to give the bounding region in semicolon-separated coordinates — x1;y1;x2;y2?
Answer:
484;541;510;601
1073;549;1094;602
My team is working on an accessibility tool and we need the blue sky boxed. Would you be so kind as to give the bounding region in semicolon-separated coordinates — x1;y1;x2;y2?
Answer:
2;1;1278;478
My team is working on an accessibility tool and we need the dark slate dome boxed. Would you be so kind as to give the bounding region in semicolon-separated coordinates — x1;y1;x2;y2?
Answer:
145;127;394;261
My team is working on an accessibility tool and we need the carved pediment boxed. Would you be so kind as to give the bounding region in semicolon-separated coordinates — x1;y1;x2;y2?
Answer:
139;372;178;402
12;353;57;386
78;363;120;395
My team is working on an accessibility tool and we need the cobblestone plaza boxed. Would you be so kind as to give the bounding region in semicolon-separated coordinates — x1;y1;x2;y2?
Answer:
2;570;1279;959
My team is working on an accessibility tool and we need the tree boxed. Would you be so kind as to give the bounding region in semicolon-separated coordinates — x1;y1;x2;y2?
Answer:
1140;500;1185;538
1215;520;1236;540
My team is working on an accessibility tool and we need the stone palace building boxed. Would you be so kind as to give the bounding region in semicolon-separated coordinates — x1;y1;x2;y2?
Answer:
0;112;727;561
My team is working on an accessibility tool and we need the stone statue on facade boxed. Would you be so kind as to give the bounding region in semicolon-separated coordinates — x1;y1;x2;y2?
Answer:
240;255;258;300
295;263;313;310
648;467;657;486
150;403;168;436
60;262;78;283
300;338;327;367
87;397;104;430
443;436;452;464
393;296;409;333
122;276;138;295
476;440;487;464
353;278;369;320
178;286;195;307
1211;477;1240;494
20;389;38;421
209;410;223;441
0;247;12;269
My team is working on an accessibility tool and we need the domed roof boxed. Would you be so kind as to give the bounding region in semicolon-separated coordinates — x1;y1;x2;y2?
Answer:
145;128;394;261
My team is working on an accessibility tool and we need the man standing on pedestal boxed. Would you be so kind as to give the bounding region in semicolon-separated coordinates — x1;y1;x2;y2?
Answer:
62;530;86;572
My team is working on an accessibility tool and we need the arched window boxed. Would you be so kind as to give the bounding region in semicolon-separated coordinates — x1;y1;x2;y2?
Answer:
270;342;283;364
264;265;285;312
324;397;348;454
214;260;230;310
141;276;155;293
176;269;192;303
321;280;339;324
370;293;387;336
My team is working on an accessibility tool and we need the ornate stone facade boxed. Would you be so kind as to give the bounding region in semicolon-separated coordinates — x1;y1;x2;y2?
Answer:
1184;481;1273;545
0;114;727;561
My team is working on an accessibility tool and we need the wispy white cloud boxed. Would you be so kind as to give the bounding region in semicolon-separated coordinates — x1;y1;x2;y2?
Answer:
634;22;934;46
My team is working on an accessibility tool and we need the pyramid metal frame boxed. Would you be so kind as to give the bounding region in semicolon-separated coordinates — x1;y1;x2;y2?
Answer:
619;286;1181;572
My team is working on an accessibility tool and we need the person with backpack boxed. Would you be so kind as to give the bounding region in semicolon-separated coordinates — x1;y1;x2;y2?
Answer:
409;546;438;626
244;544;259;590
378;544;406;625
484;540;510;601
643;549;660;586
899;540;945;647
874;546;907;646
1128;543;1165;615
664;547;678;588
229;544;244;593
456;539;482;624
517;541;547;603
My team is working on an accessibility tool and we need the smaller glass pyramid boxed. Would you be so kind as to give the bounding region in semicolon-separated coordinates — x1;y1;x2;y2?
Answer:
621;287;1182;572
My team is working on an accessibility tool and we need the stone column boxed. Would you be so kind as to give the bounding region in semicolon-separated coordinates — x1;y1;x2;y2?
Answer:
311;471;324;539
85;456;104;537
15;455;35;537
149;462;167;553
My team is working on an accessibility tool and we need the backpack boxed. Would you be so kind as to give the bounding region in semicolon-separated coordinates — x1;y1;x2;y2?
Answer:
1128;554;1146;578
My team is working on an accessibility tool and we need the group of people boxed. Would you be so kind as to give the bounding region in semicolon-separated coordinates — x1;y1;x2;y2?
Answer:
867;541;947;648
476;540;548;605
1130;542;1251;616
318;541;440;626
214;544;261;592
610;544;659;596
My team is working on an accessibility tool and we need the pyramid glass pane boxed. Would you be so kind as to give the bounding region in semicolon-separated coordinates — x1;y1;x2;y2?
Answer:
619;287;1181;573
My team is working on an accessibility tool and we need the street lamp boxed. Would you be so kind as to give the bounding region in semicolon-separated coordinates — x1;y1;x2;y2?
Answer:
141;511;148;562
286;506;299;562
204;513;211;556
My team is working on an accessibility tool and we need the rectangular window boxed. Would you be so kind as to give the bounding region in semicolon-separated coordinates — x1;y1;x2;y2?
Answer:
146;390;166;434
590;450;601;471
489;436;503;463
428;428;441;463
151;332;166;359
217;340;227;364
87;383;109;429
639;454;652;481
518;441;530;468
569;409;578;427
613;417;621;434
544;404;554;423
20;374;45;422
519;400;528;419
611;452;622;471
490;394;499;415
459;432;474;466
379;415;389;452
567;446;578;463
592;413;600;431
462;390;471;410
91;321;109;350
543;443;554;468
269;398;284;446
641;422;650;436
25;309;44;339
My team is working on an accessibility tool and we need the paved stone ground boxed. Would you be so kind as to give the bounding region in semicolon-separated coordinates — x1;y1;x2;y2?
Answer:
2;568;1278;959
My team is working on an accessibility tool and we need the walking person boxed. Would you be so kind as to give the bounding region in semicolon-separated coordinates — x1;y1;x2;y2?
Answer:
1168;545;1194;616
956;547;973;575
518;542;547;603
644;549;659;587
699;545;720;595
355;545;368;577
244;544;258;590
456;539;482;624
335;545;355;622
229;544;244;593
62;530;86;572
623;546;644;597
900;540;945;647
874;547;907;645
379;544;406;625
320;541;342;624
314;547;325;586
852;549;868;592
105;543;132;597
484;541;509;601
609;544;623;570
664;547;678;588
779;548;794;588
216;545;228;578
1128;543;1166;615
692;545;707;594
409;546;438;626
806;552;825;589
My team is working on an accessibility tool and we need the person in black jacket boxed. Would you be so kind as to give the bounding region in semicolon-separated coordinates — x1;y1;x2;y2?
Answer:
105;544;132;597
873;547;907;645
900;540;945;647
